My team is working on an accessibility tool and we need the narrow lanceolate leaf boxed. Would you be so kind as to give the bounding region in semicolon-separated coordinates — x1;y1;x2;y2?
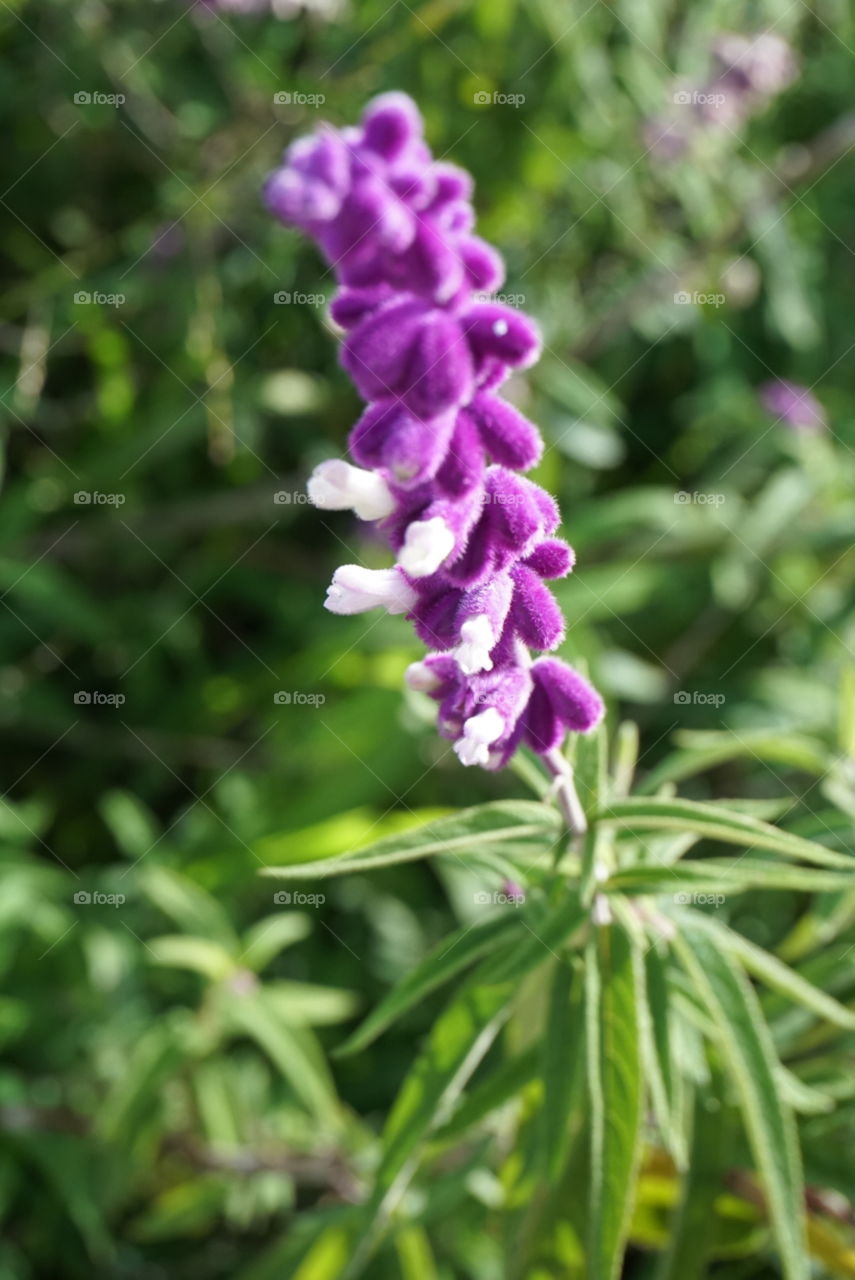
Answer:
228;992;337;1123
370;974;514;1222
638;944;687;1168
599;797;853;869
479;892;587;985
673;909;855;1031
260;801;560;879
655;1087;728;1280
609;860;855;897
577;725;608;904
637;731;829;794
336;913;519;1056
673;926;808;1280
586;921;643;1280
434;1045;539;1143
539;960;585;1178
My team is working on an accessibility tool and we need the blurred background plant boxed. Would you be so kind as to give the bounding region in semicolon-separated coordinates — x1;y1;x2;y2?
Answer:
1;0;855;1276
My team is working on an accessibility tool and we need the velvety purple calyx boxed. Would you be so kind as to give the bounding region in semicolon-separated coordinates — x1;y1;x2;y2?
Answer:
522;657;604;753
442;469;557;588
341;297;475;419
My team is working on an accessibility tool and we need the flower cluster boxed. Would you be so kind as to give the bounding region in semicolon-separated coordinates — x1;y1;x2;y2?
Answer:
265;93;603;772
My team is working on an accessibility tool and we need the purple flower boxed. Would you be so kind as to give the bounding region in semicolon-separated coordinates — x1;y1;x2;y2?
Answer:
267;93;603;770
759;380;826;433
644;32;798;160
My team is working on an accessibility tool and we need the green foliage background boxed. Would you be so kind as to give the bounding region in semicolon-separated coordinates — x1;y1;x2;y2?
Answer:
1;0;854;1276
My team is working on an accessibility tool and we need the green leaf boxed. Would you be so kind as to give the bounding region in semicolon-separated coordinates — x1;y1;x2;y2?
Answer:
599;797;852;869
579;725;609;903
672;926;808;1280
376;977;512;1196
655;1088;728;1280
638;731;829;794
260;801;561;880
227;990;338;1123
147;934;235;980
351;970;515;1272
140;865;239;950
240;912;312;972
639;944;686;1167
479;892;587;985
539;959;585;1178
672;910;855;1031
336;913;518;1056
264;980;359;1026
586;921;643;1280
433;1045;539;1143
395;1226;439;1280
609;859;855;896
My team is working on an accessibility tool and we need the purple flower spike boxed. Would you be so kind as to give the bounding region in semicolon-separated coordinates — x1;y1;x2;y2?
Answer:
267;92;602;770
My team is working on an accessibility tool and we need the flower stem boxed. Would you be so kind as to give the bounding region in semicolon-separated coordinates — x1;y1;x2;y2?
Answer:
544;748;588;841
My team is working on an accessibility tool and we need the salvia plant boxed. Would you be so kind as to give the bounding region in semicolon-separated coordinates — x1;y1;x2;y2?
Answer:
260;94;855;1279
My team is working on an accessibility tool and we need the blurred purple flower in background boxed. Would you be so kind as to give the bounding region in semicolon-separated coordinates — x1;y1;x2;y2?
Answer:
266;94;604;776
644;32;798;159
760;379;826;432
